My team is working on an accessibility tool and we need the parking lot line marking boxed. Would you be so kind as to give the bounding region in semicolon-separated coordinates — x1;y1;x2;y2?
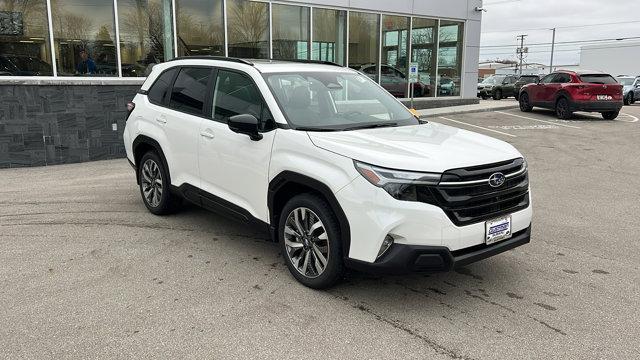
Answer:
495;111;582;129
438;116;517;138
615;113;639;123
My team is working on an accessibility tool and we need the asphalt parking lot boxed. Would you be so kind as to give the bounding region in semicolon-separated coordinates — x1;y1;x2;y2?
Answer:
1;105;639;359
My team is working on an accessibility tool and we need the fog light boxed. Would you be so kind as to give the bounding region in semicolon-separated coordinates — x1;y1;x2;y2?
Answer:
377;235;394;259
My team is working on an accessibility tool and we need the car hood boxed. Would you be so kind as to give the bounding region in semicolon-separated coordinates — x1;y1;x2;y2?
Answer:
307;123;522;173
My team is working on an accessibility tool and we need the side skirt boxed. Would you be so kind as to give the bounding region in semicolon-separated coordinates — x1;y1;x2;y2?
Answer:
172;184;272;239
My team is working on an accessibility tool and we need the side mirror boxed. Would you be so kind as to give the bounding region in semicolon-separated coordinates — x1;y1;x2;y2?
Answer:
228;114;263;141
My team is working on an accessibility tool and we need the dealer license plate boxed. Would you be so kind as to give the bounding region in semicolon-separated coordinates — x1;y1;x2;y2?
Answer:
485;216;512;245
596;95;612;101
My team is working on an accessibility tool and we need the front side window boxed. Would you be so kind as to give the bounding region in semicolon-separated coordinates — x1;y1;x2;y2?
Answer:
168;67;212;115
148;68;177;105
265;72;417;131
540;74;555;84
213;70;265;123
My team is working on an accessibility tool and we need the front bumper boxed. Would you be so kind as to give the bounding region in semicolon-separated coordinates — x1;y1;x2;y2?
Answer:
570;100;623;113
336;176;533;264
477;88;492;97
347;226;531;274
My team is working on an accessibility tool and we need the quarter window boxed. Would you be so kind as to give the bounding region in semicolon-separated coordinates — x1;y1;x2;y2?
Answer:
213;70;265;123
169;67;212;116
148;68;178;105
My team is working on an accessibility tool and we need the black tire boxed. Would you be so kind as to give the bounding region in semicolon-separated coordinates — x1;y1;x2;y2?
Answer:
278;193;344;289
555;97;573;120
602;111;619;120
138;151;180;215
519;93;533;112
625;92;634;105
514;93;520;101
481;95;489;100
493;89;502;100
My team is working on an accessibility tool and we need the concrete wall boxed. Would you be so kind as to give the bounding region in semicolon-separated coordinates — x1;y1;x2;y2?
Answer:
0;83;138;168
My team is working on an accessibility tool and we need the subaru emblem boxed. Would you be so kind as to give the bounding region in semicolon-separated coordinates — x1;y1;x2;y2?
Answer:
488;173;506;188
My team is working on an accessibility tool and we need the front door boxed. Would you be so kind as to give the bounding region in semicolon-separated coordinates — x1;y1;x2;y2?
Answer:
198;69;276;223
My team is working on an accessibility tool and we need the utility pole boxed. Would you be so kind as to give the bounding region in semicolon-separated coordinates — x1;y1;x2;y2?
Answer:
516;34;527;76
549;28;556;73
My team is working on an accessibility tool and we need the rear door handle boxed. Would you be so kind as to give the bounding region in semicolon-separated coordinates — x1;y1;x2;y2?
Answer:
155;116;167;124
200;131;215;139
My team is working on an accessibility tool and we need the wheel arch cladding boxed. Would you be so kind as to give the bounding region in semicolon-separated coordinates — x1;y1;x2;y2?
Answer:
132;135;171;186
268;171;351;257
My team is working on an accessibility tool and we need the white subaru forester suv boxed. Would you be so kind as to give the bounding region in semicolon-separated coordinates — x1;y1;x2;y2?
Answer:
123;57;532;289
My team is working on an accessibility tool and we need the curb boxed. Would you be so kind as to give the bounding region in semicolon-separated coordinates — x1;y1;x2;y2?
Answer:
418;104;519;118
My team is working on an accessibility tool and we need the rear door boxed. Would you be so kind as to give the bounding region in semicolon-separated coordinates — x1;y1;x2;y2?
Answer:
161;66;214;188
198;68;276;222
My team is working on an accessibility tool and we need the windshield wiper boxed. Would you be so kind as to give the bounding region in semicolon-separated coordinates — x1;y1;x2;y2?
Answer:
294;126;340;132
342;121;398;131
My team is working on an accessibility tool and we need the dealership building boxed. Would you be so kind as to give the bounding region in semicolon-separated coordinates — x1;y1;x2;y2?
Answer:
0;0;482;167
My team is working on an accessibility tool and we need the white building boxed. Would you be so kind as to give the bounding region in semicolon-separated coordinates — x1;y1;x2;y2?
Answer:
580;42;640;76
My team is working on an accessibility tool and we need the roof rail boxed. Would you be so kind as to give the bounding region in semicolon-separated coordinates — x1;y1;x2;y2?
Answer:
280;59;343;67
167;56;254;66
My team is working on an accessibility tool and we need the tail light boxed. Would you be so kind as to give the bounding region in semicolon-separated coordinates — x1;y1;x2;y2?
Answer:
126;101;135;121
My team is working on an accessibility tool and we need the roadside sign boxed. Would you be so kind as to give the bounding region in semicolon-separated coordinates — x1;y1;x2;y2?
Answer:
409;62;419;83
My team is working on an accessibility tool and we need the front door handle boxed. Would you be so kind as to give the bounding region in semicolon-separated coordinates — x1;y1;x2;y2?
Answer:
155;116;167;124
200;131;215;140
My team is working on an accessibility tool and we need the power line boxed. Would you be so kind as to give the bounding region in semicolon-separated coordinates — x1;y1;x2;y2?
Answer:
480;36;640;48
482;20;640;34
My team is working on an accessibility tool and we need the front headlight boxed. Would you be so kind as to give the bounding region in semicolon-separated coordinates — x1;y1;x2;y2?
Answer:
354;161;441;201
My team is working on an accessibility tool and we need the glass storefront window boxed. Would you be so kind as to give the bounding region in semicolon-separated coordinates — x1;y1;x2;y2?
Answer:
348;11;379;82
176;0;224;57
51;0;117;76
227;0;269;59
381;15;409;98
437;20;464;97
0;0;53;76
272;4;308;60
118;0;173;77
311;8;345;65
411;17;437;98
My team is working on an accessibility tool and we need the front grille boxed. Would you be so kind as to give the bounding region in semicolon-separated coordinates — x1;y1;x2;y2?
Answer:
421;158;530;226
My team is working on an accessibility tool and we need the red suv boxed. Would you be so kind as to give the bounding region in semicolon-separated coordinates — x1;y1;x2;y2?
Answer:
518;70;623;120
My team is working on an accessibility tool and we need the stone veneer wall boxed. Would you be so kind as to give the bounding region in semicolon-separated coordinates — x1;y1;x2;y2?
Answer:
0;80;142;168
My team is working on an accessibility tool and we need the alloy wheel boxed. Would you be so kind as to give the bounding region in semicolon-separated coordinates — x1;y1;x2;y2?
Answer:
141;159;163;208
283;207;330;278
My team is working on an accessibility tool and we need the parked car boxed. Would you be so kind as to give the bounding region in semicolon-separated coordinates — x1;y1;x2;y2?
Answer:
617;76;639;105
0;55;53;76
438;77;457;96
124;57;532;288
519;70;623;120
477;75;518;100
513;75;540;100
353;64;430;98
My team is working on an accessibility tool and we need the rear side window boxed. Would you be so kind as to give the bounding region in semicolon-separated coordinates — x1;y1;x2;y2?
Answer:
148;68;177;105
552;73;572;83
169;67;212;116
213;70;265;123
580;74;618;85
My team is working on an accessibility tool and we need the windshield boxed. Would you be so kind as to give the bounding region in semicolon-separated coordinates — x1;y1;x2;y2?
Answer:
617;77;635;86
264;72;418;131
482;76;504;85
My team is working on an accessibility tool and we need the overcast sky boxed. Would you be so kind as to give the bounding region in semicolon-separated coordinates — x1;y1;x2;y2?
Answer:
480;0;640;66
